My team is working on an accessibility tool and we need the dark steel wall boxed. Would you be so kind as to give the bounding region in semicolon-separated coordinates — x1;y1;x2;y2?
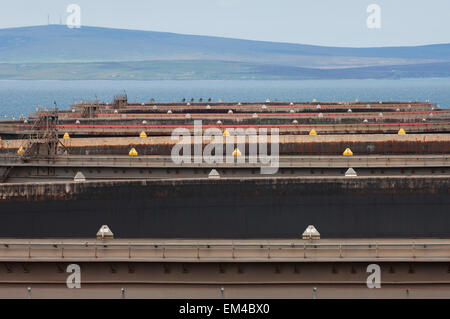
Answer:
0;177;449;238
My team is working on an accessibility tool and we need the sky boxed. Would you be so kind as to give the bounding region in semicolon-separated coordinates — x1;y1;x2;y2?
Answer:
0;0;449;47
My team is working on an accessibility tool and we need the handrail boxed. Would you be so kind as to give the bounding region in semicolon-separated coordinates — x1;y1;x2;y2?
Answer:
0;154;448;164
0;241;449;248
0;157;448;171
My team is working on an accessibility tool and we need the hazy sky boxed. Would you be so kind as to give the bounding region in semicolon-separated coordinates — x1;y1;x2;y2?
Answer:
1;0;449;47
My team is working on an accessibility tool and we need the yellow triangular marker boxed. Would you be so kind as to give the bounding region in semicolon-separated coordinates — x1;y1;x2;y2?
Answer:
17;146;24;155
343;148;353;156
140;131;147;138
232;148;242;156
63;132;70;139
222;129;230;137
129;148;138;156
309;129;317;136
397;128;406;135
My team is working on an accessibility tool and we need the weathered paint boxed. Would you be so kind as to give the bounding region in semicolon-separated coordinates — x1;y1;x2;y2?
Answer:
0;177;448;238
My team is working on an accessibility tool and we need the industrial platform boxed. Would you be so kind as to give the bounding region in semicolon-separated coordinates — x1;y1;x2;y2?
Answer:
0;96;449;298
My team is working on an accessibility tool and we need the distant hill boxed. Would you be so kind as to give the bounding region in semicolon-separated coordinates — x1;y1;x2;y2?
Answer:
0;25;449;79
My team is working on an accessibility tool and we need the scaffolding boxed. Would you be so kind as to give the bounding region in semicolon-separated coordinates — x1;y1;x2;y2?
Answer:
113;93;128;109
19;107;66;161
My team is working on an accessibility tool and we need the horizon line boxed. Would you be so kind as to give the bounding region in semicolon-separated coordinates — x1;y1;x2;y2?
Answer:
1;24;449;49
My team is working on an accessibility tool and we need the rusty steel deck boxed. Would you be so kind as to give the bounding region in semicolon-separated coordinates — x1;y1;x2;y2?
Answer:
55;110;449;120
2;134;450;156
1;122;450;136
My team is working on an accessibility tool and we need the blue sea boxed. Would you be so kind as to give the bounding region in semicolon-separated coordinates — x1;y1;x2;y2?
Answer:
0;78;449;118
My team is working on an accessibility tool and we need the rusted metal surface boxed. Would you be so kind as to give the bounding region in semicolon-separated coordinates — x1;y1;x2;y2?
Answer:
67;100;434;113
1;122;450;136
0;99;448;299
2;134;450;156
0;175;448;201
4;99;439;136
54;110;449;121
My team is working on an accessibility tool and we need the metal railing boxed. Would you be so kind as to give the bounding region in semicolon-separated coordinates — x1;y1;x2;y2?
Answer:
0;240;449;261
0;155;448;168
